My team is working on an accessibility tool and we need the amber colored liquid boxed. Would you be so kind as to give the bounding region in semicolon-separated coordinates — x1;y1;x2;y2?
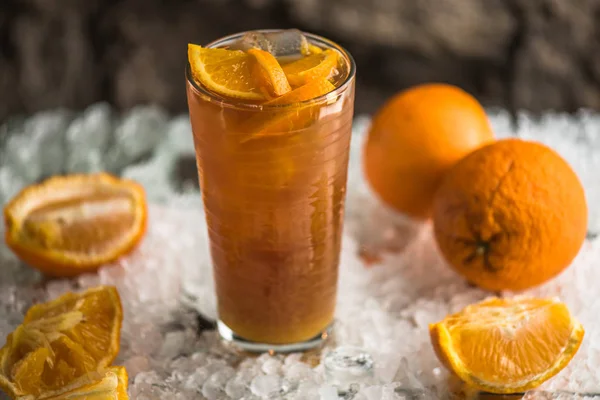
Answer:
186;41;355;345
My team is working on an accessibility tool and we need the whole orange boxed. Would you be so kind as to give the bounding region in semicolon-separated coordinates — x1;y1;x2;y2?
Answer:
433;138;588;291
363;83;495;220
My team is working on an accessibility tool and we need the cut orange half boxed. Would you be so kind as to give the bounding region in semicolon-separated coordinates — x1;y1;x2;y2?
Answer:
3;173;147;277
0;286;123;399
188;44;266;101
241;78;336;142
248;48;291;98
429;297;584;394
282;49;340;87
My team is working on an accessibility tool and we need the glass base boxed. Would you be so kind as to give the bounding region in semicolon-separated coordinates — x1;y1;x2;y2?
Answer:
217;320;332;353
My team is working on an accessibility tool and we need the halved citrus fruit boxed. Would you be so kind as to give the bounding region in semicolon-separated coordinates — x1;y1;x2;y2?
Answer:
282;49;340;87
3;173;147;277
429;297;584;394
188;44;266;101
241;78;336;142
248;48;291;98
0;286;123;399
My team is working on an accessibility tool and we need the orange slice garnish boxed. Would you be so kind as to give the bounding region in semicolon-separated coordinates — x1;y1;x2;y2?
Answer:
282;49;340;87
302;44;323;56
429;297;584;394
248;48;291;98
188;44;266;101
265;77;336;106
241;78;336;141
4;173;147;277
0;286;124;399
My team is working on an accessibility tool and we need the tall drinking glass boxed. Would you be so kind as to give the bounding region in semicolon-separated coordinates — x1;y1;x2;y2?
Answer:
186;30;356;352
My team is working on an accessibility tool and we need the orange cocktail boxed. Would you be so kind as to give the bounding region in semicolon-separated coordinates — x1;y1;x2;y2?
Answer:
186;30;356;351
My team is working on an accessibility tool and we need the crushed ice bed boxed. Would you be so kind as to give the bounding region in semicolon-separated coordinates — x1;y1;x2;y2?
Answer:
1;105;600;399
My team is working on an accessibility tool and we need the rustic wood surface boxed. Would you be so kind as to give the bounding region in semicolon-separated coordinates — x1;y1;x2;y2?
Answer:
0;0;599;122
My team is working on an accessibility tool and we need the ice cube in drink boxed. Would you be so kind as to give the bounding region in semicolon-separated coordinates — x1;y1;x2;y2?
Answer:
230;29;309;60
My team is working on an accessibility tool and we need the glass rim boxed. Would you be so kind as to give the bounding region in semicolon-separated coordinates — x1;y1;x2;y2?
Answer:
185;30;356;111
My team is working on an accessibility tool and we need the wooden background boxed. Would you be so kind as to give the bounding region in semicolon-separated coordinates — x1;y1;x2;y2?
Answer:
1;0;599;121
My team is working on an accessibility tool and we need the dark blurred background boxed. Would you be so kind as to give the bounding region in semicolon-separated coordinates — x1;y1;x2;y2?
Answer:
1;0;599;122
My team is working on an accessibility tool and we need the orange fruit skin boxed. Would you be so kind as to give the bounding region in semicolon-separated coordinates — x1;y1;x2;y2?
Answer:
363;83;495;220
433;138;588;291
3;173;148;277
4;222;145;277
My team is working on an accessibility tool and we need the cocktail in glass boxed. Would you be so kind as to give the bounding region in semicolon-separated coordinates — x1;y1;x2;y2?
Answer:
186;30;356;352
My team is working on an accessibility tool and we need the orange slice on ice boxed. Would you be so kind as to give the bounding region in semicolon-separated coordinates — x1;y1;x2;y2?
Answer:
429;297;584;394
41;367;129;400
4;173;147;277
0;286;124;399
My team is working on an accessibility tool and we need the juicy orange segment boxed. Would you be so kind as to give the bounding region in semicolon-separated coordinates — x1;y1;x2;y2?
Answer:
11;347;51;396
23;286;123;368
429;297;584;394
302;44;323;56
0;286;123;399
265;77;336;106
42;366;128;400
282;49;340;87
3;173;147;277
241;78;336;142
188;44;266;101
248;48;291;98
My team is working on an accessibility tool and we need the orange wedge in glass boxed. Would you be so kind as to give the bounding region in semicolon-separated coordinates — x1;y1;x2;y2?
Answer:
248;48;291;98
302;44;323;56
188;44;266;101
429;297;584;394
265;78;336;106
241;78;336;142
0;286;124;399
282;49;340;87
3;173;147;277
